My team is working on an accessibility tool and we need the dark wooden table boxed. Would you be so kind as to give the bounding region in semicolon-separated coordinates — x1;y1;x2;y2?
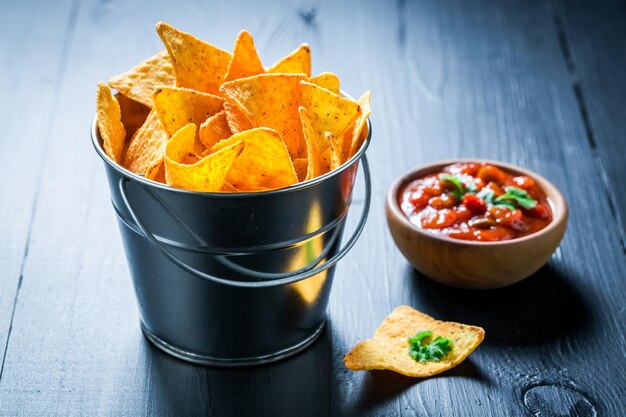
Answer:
1;0;625;415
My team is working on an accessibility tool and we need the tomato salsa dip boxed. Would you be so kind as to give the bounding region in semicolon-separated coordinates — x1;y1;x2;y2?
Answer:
399;162;552;241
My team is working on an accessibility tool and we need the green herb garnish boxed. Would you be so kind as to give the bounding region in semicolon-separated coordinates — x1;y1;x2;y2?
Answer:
476;186;537;210
441;174;476;199
494;186;537;210
408;330;453;362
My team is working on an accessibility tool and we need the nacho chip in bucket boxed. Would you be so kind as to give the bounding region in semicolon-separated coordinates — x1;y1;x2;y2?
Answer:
225;30;265;82
96;82;126;164
164;124;244;192
268;43;311;77
309;72;340;94
123;110;168;177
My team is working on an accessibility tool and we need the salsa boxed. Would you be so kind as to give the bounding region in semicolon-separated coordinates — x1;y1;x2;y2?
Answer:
399;162;552;241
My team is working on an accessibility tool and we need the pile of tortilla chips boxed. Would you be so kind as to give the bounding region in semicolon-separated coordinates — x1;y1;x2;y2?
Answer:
96;23;371;192
344;306;484;377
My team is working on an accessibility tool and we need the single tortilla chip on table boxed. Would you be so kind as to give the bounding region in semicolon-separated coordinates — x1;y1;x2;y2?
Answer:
308;72;340;95
224;30;265;82
344;306;484;377
108;50;175;108
96;82;126;164
210;127;298;191
156;22;232;95
220;73;306;159
123;110;168;179
164;124;244;192
267;43;311;77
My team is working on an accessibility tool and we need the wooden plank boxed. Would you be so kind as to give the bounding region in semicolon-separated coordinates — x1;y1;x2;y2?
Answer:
554;0;626;250
0;0;76;378
326;0;626;415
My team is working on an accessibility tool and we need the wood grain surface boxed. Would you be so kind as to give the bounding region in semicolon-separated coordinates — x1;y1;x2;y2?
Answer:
0;0;624;416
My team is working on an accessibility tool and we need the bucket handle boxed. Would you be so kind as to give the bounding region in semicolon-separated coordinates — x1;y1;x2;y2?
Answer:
118;155;371;288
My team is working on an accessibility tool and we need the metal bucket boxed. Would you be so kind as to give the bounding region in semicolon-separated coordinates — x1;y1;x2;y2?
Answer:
91;115;371;366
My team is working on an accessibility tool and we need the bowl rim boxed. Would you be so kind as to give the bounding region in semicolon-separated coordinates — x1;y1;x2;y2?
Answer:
386;158;568;246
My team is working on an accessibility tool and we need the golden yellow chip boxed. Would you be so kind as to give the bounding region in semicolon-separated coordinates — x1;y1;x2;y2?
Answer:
156;22;232;95
299;106;325;180
116;94;151;140
210;127;298;191
326;132;342;171
153;86;223;136
292;158;308;182
223;101;253;133
123;110;168;177
299;80;361;150
268;43;311;77
344;306;484;377
220;73;306;158
109;50;175;108
96;82;126;164
224;30;265;82
308;72;340;94
345;91;372;161
199;111;232;150
165;124;244;192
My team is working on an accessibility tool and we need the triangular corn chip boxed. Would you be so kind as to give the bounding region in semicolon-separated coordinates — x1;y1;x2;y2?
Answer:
223;101;253;133
165;124;244;192
123;110;168;177
220;74;306;158
345;91;372;160
268;43;311;77
326;132;342;171
292;158;308;182
299;106;325;180
225;30;265;82
109;50;175;108
199;111;232;150
153;86;223;137
96;82;126;164
156;22;232;95
299;81;361;143
308;72;340;94
210;127;298;191
344;306;485;378
116;94;151;140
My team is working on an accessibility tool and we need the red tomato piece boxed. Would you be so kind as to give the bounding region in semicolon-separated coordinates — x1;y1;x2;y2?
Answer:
462;194;487;213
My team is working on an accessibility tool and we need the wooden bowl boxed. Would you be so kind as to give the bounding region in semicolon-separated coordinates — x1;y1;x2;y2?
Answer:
385;159;568;289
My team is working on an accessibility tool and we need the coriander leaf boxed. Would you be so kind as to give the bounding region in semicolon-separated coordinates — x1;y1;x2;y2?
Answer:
441;175;465;200
408;330;453;363
476;188;495;206
494;186;537;210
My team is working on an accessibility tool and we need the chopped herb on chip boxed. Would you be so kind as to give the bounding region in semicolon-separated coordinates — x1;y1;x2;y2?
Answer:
408;330;453;363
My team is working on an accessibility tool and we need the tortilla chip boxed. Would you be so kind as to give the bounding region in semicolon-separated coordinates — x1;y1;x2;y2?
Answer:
344;306;485;378
292;158;308;182
156;22;232;95
268;43;311;77
146;161;166;183
116;94;151;140
96;82;126;163
109;50;175;108
223;101;253;133
123;110;168;176
199;111;232;150
225;30;265;82
299;106;325;180
153;86;223;137
222;181;240;192
326;132;342;171
220;74;306;158
299;81;361;145
345;91;372;160
164;124;244;192
308;72;340;94
210;127;298;191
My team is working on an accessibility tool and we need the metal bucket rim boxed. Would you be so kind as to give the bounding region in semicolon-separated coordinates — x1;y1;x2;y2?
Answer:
91;110;371;198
